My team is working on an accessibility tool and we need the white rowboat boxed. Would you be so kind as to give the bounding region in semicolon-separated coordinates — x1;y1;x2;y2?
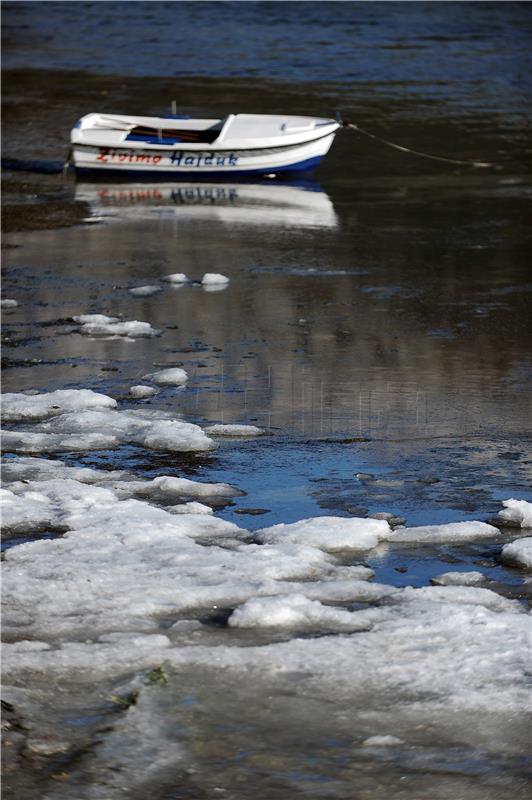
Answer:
70;112;341;177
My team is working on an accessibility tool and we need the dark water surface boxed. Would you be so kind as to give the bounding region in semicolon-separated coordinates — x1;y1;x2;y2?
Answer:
3;1;532;120
2;3;532;799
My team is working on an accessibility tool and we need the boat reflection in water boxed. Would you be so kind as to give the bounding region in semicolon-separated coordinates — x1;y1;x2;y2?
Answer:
74;180;338;229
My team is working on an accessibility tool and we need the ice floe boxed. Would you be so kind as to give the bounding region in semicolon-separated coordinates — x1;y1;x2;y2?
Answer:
500;537;532;569
383;520;501;543
129;384;158;399
362;735;404;747
430;570;486;586
162;272;188;284
73;314;120;325
109;474;243;502
2;404;215;454
204;424;265;436
73;314;160;338
1;388;117;421
256;516;391;552
201;272;229;285
1;468;243;536
145;367;188;385
497;498;532;528
0;455;128;485
1;298;19;308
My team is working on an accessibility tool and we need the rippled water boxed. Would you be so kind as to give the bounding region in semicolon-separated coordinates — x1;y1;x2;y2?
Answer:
3;0;532;118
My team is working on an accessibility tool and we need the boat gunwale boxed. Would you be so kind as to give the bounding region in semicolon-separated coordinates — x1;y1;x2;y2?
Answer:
72;126;340;154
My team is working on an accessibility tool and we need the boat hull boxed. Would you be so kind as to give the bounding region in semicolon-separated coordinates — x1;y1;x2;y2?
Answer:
71;133;337;177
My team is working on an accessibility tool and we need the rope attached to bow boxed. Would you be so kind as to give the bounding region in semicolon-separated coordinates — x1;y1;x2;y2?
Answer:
343;121;492;168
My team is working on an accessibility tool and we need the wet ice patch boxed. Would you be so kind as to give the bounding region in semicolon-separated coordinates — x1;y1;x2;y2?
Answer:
497;498;532;528
145;367;188;385
500;537;532;570
256;516;391;552
384;520;500;543
1;389;117;421
164;589;530;715
204;424;265;436
228;594;379;631
395;584;521;614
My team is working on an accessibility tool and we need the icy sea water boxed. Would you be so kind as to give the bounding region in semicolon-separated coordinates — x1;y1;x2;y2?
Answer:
2;3;532;799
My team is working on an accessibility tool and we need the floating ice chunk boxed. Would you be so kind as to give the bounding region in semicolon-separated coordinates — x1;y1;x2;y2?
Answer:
497;499;532;529
0;487;56;534
228;594;378;631
139;419;213;452
146;367;188;385
62;497;244;543
1;389;117;421
362;735;404;747
73;314;120;324
500;538;532;570
204;424;265;436
78;320;160;338
396;585;521;614
431;571;486;586
121;475;243;501
162;273;188;284
1;298;18;308
201;273;229;285
128;285;161;297
256;516;390;552
130;385;158;399
384;520;500;544
4;407;215;454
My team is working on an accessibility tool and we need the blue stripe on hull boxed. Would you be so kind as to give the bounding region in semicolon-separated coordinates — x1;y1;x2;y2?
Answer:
74;155;324;180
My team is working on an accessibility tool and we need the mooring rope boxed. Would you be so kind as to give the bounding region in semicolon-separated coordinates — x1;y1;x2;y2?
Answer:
344;122;492;168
